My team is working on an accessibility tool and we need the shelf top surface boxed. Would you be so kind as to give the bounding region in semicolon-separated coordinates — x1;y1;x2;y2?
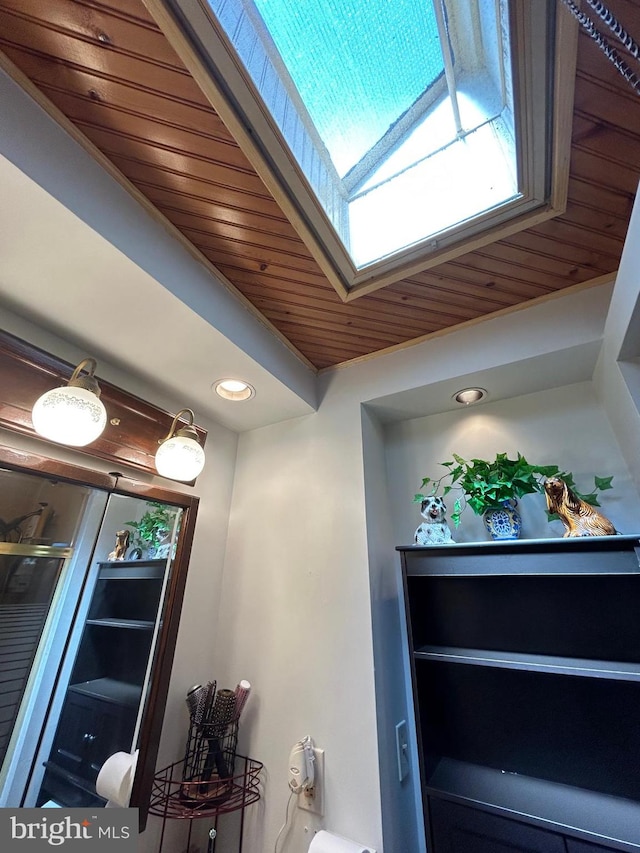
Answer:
415;645;640;680
398;534;640;554
401;535;640;576
428;758;640;848
69;677;142;706
86;617;155;629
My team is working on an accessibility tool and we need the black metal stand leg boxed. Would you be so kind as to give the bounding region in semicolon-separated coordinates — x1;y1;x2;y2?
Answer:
238;758;249;853
158;816;167;853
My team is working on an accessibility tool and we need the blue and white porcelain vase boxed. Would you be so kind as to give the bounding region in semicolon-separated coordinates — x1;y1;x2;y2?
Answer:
483;499;522;540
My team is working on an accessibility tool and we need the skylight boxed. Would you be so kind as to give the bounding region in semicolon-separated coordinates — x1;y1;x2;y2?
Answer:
203;0;519;267
252;0;445;178
164;0;567;296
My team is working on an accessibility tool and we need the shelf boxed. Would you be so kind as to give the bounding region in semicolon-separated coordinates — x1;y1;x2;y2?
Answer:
400;535;640;576
98;563;165;580
401;539;640;851
43;761;106;801
415;646;640;681
149;753;263;820
399;534;640;553
427;758;640;850
85;618;155;630
68;678;142;707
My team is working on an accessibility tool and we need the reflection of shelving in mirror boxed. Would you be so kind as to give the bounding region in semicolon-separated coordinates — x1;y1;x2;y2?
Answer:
68;679;142;707
85;618;155;629
0;456;197;828
37;559;168;808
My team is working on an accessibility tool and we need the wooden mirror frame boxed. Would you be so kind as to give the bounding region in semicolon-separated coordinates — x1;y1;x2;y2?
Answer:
0;443;199;831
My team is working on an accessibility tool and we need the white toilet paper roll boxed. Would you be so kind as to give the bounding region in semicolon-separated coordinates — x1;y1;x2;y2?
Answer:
96;750;139;807
308;830;375;853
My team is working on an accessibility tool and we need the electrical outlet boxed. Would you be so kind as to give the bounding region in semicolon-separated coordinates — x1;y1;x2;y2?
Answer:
395;720;410;782
298;747;324;815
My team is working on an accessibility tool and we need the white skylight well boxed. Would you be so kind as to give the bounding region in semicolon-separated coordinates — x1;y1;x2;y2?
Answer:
162;0;572;297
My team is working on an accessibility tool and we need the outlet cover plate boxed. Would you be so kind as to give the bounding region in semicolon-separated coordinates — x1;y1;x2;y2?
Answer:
298;748;324;815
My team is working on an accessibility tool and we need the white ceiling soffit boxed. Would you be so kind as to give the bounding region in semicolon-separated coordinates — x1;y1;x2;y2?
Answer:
0;152;316;433
363;341;605;425
0;65;317;414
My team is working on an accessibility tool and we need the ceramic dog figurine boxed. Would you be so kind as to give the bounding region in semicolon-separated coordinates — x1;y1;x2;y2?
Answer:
108;529;130;561
544;477;616;538
414;496;455;545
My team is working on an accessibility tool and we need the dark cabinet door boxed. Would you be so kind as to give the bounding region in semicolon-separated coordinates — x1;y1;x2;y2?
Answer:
50;691;136;782
429;799;566;853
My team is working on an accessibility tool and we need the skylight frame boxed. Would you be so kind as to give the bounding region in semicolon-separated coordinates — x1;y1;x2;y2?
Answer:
149;0;578;301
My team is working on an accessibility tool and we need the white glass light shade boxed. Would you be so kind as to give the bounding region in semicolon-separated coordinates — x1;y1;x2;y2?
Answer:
155;435;205;481
31;385;107;446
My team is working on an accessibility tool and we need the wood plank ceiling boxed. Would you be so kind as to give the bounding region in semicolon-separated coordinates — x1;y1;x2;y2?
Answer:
0;0;639;370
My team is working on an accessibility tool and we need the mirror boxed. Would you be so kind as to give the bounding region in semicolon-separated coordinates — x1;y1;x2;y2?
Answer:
0;445;198;830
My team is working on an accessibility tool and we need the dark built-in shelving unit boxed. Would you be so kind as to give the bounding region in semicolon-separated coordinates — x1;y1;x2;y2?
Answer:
38;559;166;808
398;535;640;853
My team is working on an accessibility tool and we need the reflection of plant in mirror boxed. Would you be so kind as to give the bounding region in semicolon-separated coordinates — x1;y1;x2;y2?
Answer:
126;502;178;552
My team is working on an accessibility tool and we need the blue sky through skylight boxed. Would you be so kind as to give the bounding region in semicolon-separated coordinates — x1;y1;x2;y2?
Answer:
253;0;444;176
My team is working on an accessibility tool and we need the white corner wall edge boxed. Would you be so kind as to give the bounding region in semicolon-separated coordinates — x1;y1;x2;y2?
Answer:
594;180;640;490
0;66;317;417
600;180;640;361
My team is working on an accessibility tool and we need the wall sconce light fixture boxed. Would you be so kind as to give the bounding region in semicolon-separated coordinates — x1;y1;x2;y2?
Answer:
155;408;206;481
31;357;108;446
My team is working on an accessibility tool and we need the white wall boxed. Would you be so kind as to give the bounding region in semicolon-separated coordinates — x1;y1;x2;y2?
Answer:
212;282;628;853
385;382;640;546
141;415;238;853
213;406;382;853
594;181;640;488
362;407;425;853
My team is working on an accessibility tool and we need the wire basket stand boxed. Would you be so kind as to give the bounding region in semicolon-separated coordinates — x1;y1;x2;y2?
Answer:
149;692;262;853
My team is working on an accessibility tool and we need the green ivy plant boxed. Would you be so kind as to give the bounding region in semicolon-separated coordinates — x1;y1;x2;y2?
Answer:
415;452;614;528
126;501;178;552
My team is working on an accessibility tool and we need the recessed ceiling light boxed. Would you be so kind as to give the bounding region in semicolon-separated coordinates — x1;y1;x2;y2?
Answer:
453;387;487;405
213;379;255;401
